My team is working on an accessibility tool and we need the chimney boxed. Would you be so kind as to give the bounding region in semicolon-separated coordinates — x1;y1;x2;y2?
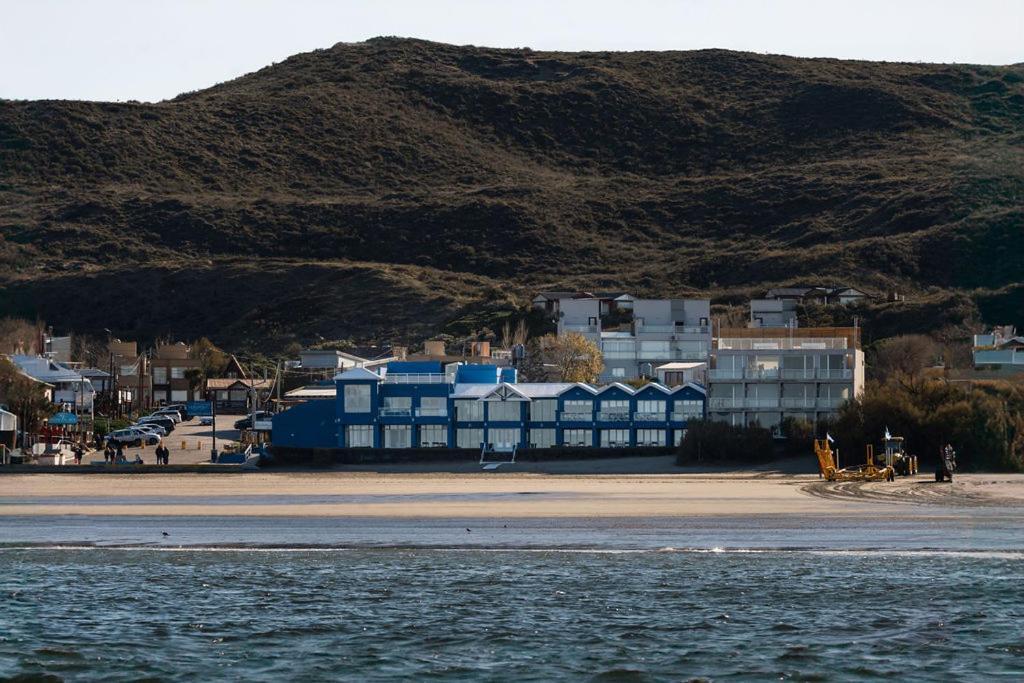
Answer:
423;340;446;357
471;341;491;358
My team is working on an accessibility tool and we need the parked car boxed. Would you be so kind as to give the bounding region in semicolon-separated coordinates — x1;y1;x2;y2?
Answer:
150;409;182;423
165;404;192;421
234;411;273;430
199;415;214;426
138;416;176;433
133;423;167;437
106;428;159;447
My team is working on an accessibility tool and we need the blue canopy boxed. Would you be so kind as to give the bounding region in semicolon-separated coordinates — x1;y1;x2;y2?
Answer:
49;412;78;426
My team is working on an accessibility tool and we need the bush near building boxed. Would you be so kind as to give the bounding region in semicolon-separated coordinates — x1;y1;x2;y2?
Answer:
832;379;1024;472
676;420;774;465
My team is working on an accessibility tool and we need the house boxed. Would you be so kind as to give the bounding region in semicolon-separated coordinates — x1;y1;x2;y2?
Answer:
556;295;711;382
79;368;112;394
533;290;634;317
749;299;799;328
0;407;15;451
207;378;275;414
973;327;1024;371
655;362;707;387
707;326;864;434
6;355;95;411
272;361;707;451
104;340;150;410
763;286;868;306
150;343;202;405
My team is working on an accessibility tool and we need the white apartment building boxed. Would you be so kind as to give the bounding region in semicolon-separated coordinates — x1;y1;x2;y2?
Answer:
707;327;864;432
556;296;711;382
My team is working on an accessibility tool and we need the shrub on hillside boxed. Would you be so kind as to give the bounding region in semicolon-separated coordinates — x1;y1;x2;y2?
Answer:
676;420;774;465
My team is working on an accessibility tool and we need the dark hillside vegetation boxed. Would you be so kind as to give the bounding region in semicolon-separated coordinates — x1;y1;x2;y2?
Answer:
1;38;1022;349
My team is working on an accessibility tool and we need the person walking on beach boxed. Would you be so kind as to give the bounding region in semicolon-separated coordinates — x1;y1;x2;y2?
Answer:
155;443;169;465
115;442;125;463
72;444;83;465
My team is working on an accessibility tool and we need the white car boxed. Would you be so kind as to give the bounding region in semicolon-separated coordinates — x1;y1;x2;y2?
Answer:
150;410;182;423
106;428;159;447
133;423;167;437
198;415;214;426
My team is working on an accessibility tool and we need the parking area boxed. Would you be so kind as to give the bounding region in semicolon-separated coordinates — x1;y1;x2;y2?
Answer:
102;416;243;465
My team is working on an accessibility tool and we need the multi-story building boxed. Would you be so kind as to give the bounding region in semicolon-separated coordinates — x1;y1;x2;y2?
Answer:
150;343;202;405
7;355;95;411
105;340;149;409
555;296;711;382
272;361;706;451
707;326;864;432
973;326;1024;372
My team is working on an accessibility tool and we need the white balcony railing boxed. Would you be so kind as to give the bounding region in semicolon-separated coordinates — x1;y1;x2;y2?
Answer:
415;407;448;417
780;369;816;380
818;369;853;380
716;337;849;350
780;398;817;409
709;369;744;380
559;411;593;422
383;373;448;384
563;324;599;334
745;368;780;380
633;412;665;421
670;412;700;421
597;411;631;422
379;407;412;416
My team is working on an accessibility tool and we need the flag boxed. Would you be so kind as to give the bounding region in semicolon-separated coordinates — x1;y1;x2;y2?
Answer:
826;433;834;444
884;427;892;440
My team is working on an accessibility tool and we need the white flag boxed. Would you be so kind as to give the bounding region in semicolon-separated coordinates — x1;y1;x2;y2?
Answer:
884;427;892;440
826;433;834;444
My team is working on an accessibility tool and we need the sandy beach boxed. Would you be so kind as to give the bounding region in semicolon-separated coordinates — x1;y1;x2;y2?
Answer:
2;470;1023;518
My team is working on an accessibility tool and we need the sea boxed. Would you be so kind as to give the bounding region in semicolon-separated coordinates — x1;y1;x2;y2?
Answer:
1;515;1022;681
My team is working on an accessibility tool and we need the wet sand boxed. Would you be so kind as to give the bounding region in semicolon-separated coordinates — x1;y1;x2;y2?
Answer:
1;471;1022;518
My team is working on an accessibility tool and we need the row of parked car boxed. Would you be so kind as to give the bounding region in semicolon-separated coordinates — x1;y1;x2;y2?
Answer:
104;404;193;447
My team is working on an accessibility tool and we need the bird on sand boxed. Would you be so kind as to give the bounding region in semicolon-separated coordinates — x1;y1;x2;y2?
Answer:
162;532;169;537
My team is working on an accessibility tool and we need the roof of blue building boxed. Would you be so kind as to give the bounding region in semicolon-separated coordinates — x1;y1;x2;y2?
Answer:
386;361;443;374
333;367;383;381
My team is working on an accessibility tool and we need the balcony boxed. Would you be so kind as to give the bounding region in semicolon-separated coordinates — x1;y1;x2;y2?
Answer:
563;323;598;334
633;412;666;421
415;407;448;417
780;369;816;380
670;412;700;422
383;373;448;384
779;398;817;409
745;368;780;380
716;337;849;351
708;369;744;380
379;407;412;417
559;411;593;422
817;369;853;380
597;411;631;422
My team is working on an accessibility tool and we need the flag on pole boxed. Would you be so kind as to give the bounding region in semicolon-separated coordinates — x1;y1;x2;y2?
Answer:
884;427;892;440
826;433;835;444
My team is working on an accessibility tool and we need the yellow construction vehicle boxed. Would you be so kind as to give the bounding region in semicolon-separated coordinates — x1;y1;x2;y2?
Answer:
815;438;895;482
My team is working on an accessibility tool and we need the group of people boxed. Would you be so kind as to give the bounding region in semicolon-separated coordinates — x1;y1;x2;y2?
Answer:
97;441;171;465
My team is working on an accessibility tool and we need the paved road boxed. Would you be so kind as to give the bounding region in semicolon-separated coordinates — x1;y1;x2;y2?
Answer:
94;416;242;465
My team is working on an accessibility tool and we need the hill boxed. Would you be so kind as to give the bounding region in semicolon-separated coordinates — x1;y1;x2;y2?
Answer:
1;38;1022;351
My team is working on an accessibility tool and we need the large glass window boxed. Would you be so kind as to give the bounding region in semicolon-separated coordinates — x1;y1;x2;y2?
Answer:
673;400;704;418
487;402;521;421
456;400;484;422
457;428;484;449
635;399;666;416
347;425;373;448
381;396;411;415
599;400;630;421
487;428;519;448
636;429;666;446
170;390;188;402
344;385;371;413
383;425;411;448
562;400;592;420
530;399;556;422
561;429;591;447
418;396;447;417
529;429;556;448
600;429;630;447
419;425;447;447
170;367;186;380
601;340;635;359
639;341;671;359
152;367;167;384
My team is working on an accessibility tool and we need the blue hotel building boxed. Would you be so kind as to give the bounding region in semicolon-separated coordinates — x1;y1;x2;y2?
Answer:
272;361;706;452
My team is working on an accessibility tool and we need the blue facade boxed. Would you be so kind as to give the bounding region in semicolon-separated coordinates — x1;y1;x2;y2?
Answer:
272;363;706;451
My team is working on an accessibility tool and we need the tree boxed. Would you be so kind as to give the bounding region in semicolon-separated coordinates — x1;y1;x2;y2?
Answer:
0;318;40;355
869;335;940;383
532;333;603;383
0;357;53;436
189;337;228;378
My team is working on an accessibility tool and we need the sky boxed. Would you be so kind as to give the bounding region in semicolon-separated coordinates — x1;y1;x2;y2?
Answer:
2;0;1022;102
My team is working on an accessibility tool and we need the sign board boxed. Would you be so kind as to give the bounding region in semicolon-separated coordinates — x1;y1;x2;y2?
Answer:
187;401;213;417
253;419;274;432
48;412;79;426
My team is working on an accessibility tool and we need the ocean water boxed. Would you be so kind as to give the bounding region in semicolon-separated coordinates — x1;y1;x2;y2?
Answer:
2;529;1023;681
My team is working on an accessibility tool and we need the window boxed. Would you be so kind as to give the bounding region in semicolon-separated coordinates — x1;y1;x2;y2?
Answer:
636;429;666;446
170;367;186;380
673;400;704;418
344;384;371;413
635;400;665;416
152;367;167;384
457;428;484;449
599;400;630;421
529;429;556;448
383;425;411;449
418;396;447;417
561;429;591;447
217;390;228;401
562;400;592;420
171;390;188;402
347;425;373;448
639;341;671;359
600;429;630;447
601;340;635;359
530;399;556;422
487;402;521;421
487;428;519;448
674;429;687;445
381;396;411;415
419;425;447;447
611;367;626;378
456;400;484;422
